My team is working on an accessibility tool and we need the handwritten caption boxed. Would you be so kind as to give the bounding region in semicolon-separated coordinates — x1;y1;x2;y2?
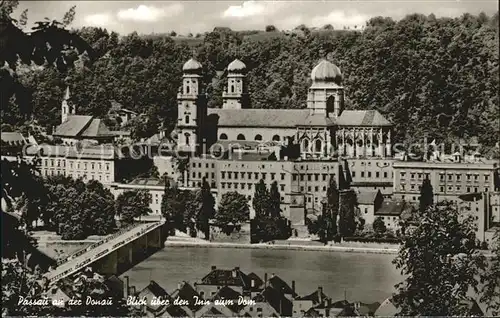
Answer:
18;295;256;307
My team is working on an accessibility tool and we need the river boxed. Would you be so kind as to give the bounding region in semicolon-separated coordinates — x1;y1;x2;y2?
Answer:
120;247;401;304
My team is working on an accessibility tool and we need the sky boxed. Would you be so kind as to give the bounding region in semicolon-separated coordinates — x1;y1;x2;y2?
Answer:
15;0;499;35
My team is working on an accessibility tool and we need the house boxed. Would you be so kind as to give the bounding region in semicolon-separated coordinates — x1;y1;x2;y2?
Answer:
253;285;293;317
1;132;27;156
247;272;265;297
374;200;407;231
195;266;251;296
357;190;384;225
195;303;235;318
354;301;381;316
170;281;202;315
210;286;244;314
135;280;172;315
266;274;297;299
53;115;115;145
107;100;137;127
239;301;279;317
293;286;330;317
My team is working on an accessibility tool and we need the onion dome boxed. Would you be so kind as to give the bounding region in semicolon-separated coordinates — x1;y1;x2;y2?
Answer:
182;58;203;74
310;59;342;84
227;59;246;73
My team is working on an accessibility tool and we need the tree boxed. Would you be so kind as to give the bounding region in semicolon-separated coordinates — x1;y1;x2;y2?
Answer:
338;190;357;237
392;201;486;316
372;217;387;236
326;177;339;237
196;177;215;239
252;179;269;218
322;24;334;30
268;181;281;218
115;190;152;224
419;178;434;212
265;25;277;32
480;229;500;315
169;31;177;36
216;191;250;226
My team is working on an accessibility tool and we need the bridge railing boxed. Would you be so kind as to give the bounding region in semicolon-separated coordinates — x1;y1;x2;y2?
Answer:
56;222;143;265
47;221;163;284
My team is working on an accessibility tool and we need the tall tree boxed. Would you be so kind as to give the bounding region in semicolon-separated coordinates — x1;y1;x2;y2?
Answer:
480;229;500;315
392;201;486;316
326;177;339;237
419;177;434;212
268;181;281;218
338;190;357;237
216;191;250;226
252;179;269;218
115;190;152;225
373;217;387;237
196;177;215;239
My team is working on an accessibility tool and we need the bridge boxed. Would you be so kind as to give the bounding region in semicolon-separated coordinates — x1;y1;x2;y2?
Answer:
44;221;168;286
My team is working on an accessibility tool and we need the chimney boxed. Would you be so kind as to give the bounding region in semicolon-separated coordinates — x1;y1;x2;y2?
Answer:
292;280;295;294
211;265;216;271
130;286;136;295
177;282;182;290
251;279;255;288
232;268;238;278
271;273;275;278
318;286;323;303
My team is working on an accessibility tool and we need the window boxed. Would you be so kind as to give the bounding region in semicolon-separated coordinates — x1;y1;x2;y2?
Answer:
280;173;285;180
368;172;372;178
448;174;453;181
231;85;235;93
185;115;189;124
364;208;368;214
315;174;319;181
185;133;190;145
361;171;365;177
440;186;444;192
400;172;406;179
376;172;380;178
280;184;285;191
219;133;228;140
255;134;262;141
352;171;356;177
307;175;311;181
272;135;280;141
315;139;322;153
457;174;461;181
485;174;490;181
237;134;245;141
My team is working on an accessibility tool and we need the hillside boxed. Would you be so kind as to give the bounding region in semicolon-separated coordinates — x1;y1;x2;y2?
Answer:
2;13;498;146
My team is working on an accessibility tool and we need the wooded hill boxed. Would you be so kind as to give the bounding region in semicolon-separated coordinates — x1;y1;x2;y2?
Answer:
3;13;498;146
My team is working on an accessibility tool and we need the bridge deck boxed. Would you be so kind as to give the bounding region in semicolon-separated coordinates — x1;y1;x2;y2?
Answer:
44;221;163;284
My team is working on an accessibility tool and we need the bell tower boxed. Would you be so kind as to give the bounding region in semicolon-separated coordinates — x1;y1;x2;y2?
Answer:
176;58;206;155
307;60;344;118
222;59;249;109
61;86;76;123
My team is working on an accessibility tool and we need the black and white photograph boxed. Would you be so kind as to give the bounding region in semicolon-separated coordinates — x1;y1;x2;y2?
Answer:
1;0;499;316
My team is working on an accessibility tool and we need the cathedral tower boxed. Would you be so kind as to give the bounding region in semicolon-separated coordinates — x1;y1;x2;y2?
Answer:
61;86;76;123
222;59;249;109
176;58;206;155
307;60;344;118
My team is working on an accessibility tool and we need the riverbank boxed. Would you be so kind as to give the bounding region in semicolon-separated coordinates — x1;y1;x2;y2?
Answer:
164;239;400;254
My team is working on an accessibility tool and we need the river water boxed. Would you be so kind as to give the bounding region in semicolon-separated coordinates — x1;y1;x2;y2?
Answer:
121;247;401;304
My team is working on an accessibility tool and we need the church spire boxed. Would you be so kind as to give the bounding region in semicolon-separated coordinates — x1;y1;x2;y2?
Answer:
64;86;71;100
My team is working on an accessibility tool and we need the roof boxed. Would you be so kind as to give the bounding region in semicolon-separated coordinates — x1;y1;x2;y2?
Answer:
127;177;174;186
54;115;114;138
357;191;380;205
212;286;243;312
25;144;116;160
247;272;264;291
298;114;336;127
183;58;202;73
170;281;201;311
375;200;406;216
1;132;27;146
337;110;392;127
228;59;246;73
199;267;250;289
207;108;309;128
267;275;296;297
310;60;342;84
253;286;293;316
139;280;169;298
296;288;330;305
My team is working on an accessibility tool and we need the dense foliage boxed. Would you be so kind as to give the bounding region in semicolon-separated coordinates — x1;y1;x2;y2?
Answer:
307;178;340;243
338;190;358;237
216;191;250;226
392;201;487;315
2;13;498;147
419;178;434;213
480;229;500;315
115;189;152;224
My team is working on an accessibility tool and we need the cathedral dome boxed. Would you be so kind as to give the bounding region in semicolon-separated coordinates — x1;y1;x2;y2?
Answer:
310;60;342;83
227;59;246;73
182;58;202;73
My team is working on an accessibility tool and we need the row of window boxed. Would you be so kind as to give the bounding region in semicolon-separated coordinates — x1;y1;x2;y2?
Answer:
221;171;286;181
43;159;111;171
192;162;216;169
400;171;490;182
42;169;111;182
221;182;286;192
351;171;389;178
292;173;335;182
219;133;283;142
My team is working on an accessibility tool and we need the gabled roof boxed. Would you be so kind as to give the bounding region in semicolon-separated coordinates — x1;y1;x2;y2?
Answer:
296;289;330;305
375;200;406;216
357;190;381;205
212;286;243;312
297;114;336;127
199;267;251;289
208;108;309;128
138;280;170;299
54;115;114;138
247;272;264;291
337;110;392;127
170;281;201;311
253;286;293;316
267;275;296;297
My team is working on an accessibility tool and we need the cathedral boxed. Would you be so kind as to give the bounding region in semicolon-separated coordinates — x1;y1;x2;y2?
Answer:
176;58;393;159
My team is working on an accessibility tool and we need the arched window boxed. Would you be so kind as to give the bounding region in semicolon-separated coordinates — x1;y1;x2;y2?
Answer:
302;138;310;152
231;85;235;93
237;134;246;140
186;85;190;94
326;95;335;115
315;139;323;153
185;115;189;124
254;134;262;141
219;133;228;140
272;135;280;141
185;133;190;145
